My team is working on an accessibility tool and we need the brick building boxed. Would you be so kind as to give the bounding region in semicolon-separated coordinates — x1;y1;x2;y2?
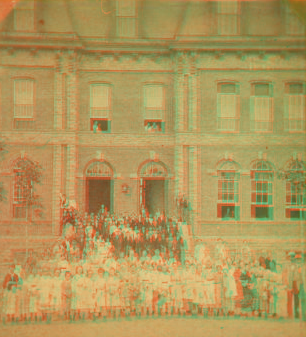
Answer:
0;0;305;264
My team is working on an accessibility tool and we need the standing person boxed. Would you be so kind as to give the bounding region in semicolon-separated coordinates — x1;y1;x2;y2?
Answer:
61;271;73;321
233;262;244;316
108;267;121;319
83;269;96;320
50;269;62;321
71;266;85;321
27;269;40;323
2;264;19;324
95;268;107;319
223;267;237;316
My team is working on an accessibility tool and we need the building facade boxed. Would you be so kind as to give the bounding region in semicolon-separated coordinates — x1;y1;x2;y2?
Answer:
0;0;305;264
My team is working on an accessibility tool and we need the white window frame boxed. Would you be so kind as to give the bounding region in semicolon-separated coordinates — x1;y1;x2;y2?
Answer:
14;0;35;32
284;83;305;132
250;83;273;133
217;0;240;36
14;79;35;119
90;84;112;119
116;0;137;38
217;82;240;132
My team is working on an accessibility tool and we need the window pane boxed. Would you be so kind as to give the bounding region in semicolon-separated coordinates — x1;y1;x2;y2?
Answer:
15;9;34;31
289;95;304;121
255;84;270;96
254;97;271;122
219;1;238;14
289;83;304;94
218;14;238;35
117;0;136;17
220;94;237;118
221;83;236;94
117;17;136;38
91;85;110;109
144;85;164;109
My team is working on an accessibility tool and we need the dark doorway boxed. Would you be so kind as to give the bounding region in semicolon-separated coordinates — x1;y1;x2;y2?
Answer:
87;179;112;215
144;179;165;216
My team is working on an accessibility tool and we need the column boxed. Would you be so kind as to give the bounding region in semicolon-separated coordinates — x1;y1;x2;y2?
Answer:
188;56;199;132
67;53;78;131
54;54;63;130
66;144;77;203
52;145;62;235
175;145;184;198
189;146;201;235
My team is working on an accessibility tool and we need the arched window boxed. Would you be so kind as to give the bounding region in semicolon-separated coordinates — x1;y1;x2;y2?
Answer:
217;161;240;220
13;159;33;219
285;160;306;219
139;161;167;178
251;160;274;220
85;161;113;178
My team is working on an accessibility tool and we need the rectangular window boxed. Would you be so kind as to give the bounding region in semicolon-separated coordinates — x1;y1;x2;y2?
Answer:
285;7;304;36
217;171;240;220
144;85;165;133
14;0;35;32
218;1;240;36
90;84;111;132
286;181;306;219
14;79;34;119
250;83;273;132
217;83;240;131
116;0;137;38
251;171;273;220
284;83;305;132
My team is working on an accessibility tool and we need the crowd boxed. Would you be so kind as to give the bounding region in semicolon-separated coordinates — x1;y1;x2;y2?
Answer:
60;203;186;263
1;204;306;325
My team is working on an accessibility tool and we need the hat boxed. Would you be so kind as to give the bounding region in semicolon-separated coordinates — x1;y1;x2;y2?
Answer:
288;251;296;257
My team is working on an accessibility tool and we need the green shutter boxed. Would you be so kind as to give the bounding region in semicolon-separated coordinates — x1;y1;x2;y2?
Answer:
234;180;239;203
235;206;240;221
284;95;289;131
268;207;274;220
217;94;222;130
250;96;255;131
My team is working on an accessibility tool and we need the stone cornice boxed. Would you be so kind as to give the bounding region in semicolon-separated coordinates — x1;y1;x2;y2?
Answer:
1;131;305;148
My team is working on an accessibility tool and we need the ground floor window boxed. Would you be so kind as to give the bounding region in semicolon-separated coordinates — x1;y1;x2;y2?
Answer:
91;118;111;133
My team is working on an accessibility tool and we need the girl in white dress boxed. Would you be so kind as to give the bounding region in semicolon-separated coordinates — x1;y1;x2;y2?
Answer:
71;266;85;320
108;267;121;319
50;269;62;320
83;269;96;320
95;268;107;318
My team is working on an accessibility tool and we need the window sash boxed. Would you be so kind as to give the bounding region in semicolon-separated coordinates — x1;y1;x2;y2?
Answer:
15;9;34;32
218;14;239;35
218;94;238;119
286;11;304;35
117;17;137;38
286;181;305;206
117;0;136;17
14;80;34;118
251;174;273;205
253;97;273;131
144;86;164;109
218;172;239;203
90;85;111;118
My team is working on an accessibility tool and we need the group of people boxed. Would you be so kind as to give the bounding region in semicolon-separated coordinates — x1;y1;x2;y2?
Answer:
60;203;186;263
145;122;162;133
1;235;306;325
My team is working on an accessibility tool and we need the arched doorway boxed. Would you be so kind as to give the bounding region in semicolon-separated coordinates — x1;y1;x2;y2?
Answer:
85;160;114;215
139;161;168;216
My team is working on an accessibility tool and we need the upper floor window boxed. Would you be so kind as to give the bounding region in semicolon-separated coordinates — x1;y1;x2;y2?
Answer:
285;160;306;220
14;79;35;119
217;161;240;220
285;6;304;36
251;160;274;220
116;0;137;38
284;83;305;132
144;84;165;133
250;83;273;132
217;82;240;132
217;1;240;36
14;0;35;32
90;84;112;133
